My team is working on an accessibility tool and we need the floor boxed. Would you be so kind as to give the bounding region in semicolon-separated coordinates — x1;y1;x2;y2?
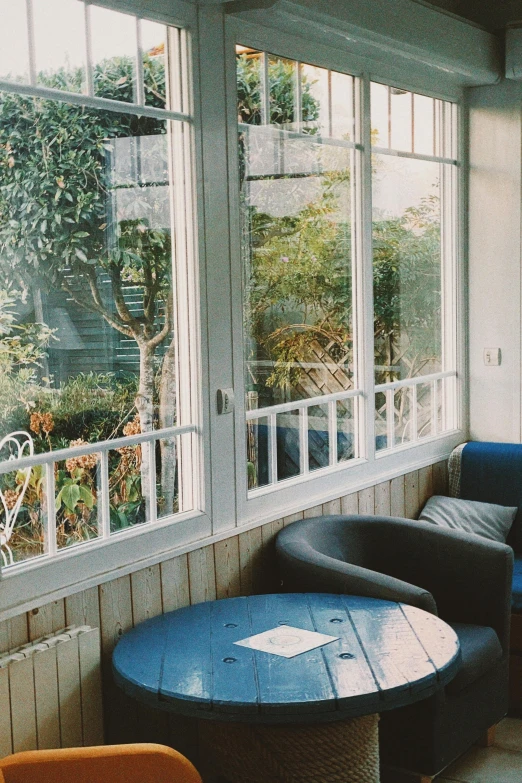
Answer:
434;718;522;783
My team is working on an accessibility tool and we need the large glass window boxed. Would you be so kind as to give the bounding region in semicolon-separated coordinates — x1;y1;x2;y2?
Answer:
371;84;457;451
238;47;360;490
238;49;459;493
0;1;197;569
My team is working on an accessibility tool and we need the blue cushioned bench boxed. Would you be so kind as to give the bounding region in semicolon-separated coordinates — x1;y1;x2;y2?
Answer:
452;441;522;709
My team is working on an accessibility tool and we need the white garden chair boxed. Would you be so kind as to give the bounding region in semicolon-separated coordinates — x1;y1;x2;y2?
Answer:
0;431;34;568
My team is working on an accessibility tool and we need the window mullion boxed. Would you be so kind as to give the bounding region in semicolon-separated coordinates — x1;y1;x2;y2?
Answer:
358;73;376;464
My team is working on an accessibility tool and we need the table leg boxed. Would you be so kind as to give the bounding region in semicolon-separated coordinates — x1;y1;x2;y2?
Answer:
199;713;380;783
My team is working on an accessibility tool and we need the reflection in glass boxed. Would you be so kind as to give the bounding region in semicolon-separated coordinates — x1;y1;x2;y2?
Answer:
34;0;86;92
238;47;356;487
375;392;388;451
141;19;167;109
246;416;269;489
91;5;137;102
390;88;412;152
414;93;434;156
372;154;442;386
0;0;29;83
337;398;355;461
0;90;180;561
370;82;388;147
308;404;329;471
55;453;101;549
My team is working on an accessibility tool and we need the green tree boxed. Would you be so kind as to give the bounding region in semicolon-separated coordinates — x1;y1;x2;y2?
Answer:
0;55;177;512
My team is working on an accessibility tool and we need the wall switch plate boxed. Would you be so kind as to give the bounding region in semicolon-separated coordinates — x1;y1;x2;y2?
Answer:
217;388;234;414
484;348;501;366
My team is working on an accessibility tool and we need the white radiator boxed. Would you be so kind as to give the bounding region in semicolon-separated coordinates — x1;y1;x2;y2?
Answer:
0;625;104;758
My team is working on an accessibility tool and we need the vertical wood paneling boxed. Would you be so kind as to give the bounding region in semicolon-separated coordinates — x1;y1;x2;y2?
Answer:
98;576;133;660
358;486;375;515
418;465;434;510
374;481;391;516
303;504;323;519
187;546;216;605
322;498;341;515
390;475;406;517
404;470;420;519
433;460;449;495
78;629;104;746
28;601;66;641
259;519;284;594
283;511;304;527
65;587;101;630
161;554;190;613
214;536;241;600
341;493;358;515
131;565;163;625
98;576;136;745
0;614;29;655
239;526;263;596
0;666;13;757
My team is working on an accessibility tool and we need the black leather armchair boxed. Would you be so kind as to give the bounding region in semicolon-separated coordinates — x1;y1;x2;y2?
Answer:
276;514;514;780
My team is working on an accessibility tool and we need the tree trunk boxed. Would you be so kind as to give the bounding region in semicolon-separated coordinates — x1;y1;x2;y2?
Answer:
135;341;156;520
158;336;177;516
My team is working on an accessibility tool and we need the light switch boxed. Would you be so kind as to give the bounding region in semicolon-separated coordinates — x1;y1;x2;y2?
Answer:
483;348;501;366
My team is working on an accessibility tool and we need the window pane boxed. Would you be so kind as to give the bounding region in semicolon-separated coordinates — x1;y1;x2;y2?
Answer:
269;55;297;128
301;63;329;136
390;88;412;152
370;82;388;148
33;0;87;92
91;5;138;103
141;19;167;109
331;71;354;142
373;154;442;385
414;93;434;156
0;0;30;83
0;91;183;562
239;49;356;489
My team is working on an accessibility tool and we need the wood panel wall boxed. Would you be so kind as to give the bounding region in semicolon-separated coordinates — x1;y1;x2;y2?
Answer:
0;461;448;759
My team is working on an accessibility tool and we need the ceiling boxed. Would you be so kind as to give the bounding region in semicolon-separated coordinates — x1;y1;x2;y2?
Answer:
423;0;522;31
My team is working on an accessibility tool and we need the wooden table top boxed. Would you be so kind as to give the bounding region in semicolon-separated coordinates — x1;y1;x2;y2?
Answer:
113;593;461;724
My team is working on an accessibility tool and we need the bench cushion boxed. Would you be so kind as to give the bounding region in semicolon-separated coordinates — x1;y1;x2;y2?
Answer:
446;623;503;695
513;557;522;613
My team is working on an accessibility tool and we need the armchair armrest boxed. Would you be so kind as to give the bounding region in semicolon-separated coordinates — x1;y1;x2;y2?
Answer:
378;516;514;652
276;539;438;615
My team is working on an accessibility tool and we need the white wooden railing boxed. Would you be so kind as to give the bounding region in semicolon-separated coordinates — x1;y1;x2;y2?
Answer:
0;424;197;566
374;370;456;451
246;388;362;485
246;370;457;488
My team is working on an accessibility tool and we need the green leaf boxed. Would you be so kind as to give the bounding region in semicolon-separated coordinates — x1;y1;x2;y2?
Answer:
57;483;81;512
75;248;88;262
78;485;95;509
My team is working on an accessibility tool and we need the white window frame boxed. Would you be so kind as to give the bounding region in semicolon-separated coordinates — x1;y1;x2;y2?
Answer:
0;0;470;621
0;0;212;620
225;17;467;528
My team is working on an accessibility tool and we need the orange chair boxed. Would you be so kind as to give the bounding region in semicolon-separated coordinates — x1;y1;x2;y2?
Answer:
0;743;202;783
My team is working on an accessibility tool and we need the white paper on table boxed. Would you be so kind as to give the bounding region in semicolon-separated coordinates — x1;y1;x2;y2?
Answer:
233;625;339;658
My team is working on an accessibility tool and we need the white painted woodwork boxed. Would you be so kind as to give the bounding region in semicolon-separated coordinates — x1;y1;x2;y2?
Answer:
227;0;501;86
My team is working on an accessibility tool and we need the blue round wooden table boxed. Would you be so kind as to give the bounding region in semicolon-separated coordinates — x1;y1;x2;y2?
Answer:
113;593;460;783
